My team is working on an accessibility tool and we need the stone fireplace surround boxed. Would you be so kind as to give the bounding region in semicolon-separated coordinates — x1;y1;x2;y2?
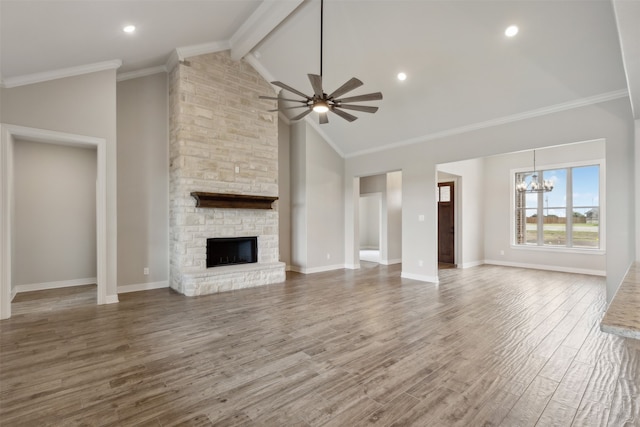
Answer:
169;51;285;296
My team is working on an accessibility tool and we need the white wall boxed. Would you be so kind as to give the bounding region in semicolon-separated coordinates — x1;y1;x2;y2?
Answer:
359;194;380;249
438;158;485;268
278;117;291;268
483;142;606;275
12;140;96;287
0;70;118;300
344;97;634;300
116;73;168;290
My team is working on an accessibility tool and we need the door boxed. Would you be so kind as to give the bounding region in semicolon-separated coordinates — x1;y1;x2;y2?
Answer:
438;181;455;265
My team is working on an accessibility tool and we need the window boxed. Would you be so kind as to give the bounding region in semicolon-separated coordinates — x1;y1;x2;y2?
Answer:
514;164;600;249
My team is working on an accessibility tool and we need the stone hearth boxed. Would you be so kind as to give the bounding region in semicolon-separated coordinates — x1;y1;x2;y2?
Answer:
169;51;285;296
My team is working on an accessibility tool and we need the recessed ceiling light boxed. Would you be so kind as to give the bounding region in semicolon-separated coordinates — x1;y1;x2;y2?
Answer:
123;25;136;33
397;72;407;81
505;25;518;37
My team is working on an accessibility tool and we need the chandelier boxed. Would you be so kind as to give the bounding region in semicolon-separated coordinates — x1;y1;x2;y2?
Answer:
516;150;554;193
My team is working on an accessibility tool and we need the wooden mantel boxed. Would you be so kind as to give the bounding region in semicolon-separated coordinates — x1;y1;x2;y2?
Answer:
190;192;278;210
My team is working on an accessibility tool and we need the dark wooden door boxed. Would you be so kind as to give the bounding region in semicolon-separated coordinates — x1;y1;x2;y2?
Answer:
438;182;455;265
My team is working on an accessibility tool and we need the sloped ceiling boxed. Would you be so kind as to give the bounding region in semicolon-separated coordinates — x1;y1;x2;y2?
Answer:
0;0;636;157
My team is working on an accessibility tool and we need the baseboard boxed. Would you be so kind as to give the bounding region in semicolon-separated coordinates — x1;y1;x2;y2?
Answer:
15;277;97;294
460;260;484;269
289;264;345;274
380;258;402;265
344;263;361;270
401;272;439;283
10;287;17;301
118;280;169;294
105;294;119;304
360;246;379;250
483;260;606;276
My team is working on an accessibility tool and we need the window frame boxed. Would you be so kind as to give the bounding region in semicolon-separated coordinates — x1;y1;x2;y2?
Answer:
510;158;606;254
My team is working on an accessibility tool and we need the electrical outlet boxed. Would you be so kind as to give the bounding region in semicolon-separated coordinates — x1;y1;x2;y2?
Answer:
418;260;424;267
418;214;425;222
326;253;331;260
143;267;149;275
500;250;505;256
235;166;240;173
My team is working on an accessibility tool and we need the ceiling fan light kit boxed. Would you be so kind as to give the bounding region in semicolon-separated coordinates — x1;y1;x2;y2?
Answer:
259;0;382;124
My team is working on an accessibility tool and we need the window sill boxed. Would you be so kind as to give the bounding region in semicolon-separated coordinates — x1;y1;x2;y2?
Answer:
510;245;605;255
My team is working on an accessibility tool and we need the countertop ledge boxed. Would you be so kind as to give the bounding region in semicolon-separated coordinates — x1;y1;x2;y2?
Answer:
601;262;640;340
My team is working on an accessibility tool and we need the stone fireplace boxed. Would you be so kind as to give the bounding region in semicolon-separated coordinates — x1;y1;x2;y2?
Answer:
169;51;285;296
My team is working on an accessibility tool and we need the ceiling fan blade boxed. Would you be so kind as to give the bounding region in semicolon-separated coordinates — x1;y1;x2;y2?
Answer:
308;74;324;98
319;112;329;124
271;81;310;99
335;92;383;103
259;96;308;103
331;107;358;122
291;108;313;121
337;104;379;114
328;77;363;99
268;106;308;112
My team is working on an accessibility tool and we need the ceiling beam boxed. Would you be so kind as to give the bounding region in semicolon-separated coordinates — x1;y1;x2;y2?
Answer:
612;0;640;118
230;0;304;61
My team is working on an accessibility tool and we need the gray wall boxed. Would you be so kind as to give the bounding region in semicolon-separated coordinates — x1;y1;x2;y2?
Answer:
359;194;380;250
360;174;385;251
306;124;344;269
483;141;606;274
636;119;640;262
290;121;307;269
345;97;635;300
438;159;485;268
278;117;291;268
12;140;96;286
0;70;118;299
386;171;402;263
290;121;344;272
116;73;169;288
359;172;402;264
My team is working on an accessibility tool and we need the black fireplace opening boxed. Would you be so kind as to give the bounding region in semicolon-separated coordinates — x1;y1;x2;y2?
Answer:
207;237;258;268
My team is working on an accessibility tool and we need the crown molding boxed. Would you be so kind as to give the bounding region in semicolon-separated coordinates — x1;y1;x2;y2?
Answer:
1;60;122;89
278;112;291;125
164;40;230;74
178;40;230;61
244;53;277;85
117;65;167;82
230;0;304;61
345;89;629;159
165;49;181;74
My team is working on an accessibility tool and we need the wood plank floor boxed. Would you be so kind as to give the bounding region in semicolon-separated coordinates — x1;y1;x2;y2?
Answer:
1;264;639;426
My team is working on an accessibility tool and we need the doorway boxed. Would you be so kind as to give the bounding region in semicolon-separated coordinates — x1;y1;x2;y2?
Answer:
1;124;108;319
438;181;455;266
353;171;402;268
359;192;382;263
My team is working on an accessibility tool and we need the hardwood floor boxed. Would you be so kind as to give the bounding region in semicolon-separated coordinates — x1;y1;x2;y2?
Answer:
1;264;639;426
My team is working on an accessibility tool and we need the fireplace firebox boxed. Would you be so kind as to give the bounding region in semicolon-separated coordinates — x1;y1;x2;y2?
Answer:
207;237;258;268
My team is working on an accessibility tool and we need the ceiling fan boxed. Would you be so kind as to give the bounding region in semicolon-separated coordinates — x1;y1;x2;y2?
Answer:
260;0;382;124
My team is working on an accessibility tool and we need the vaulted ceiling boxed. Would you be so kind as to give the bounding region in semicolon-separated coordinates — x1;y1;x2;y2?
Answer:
1;0;638;157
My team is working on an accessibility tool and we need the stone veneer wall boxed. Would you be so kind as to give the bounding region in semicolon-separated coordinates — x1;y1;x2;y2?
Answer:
169;51;285;296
